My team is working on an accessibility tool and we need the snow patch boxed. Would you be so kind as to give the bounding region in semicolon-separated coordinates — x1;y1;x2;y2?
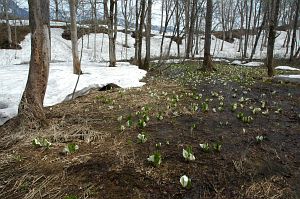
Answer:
0;63;146;125
231;60;264;67
274;75;300;84
275;66;300;71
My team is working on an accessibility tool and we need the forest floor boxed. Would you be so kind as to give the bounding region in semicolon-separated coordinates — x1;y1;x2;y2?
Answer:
0;61;299;199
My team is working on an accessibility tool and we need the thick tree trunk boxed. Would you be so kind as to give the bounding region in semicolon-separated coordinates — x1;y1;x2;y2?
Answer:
69;0;81;74
138;0;146;67
203;0;213;71
18;0;50;126
144;0;152;70
266;0;280;77
4;0;12;47
290;0;300;61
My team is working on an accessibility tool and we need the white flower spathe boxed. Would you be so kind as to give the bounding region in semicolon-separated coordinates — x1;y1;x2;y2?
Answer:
180;175;191;188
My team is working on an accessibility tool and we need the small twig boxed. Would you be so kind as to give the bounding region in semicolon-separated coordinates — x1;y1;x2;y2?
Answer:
71;73;81;100
72;29;85;100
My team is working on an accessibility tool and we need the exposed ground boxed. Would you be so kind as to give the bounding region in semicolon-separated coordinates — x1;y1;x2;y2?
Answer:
0;62;299;199
0;23;30;49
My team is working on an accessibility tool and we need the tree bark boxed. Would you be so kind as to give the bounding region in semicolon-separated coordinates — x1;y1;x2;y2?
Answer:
220;0;225;51
203;0;214;71
138;0;146;67
238;1;245;53
266;0;280;77
18;0;50;126
290;0;300;61
175;0;181;57
54;0;59;21
185;0;196;58
160;0;164;34
144;0;152;70
134;0;139;61
184;0;190;57
69;0;81;74
105;0;117;67
4;0;12;47
243;0;253;59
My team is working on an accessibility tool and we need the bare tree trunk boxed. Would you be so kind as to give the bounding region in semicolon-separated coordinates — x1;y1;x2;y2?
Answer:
238;1;245;53
134;0;139;61
54;0;59;20
144;0;152;70
290;0;300;61
18;0;50;126
220;0;225;51
228;1;238;43
91;0;97;60
184;0;190;57
186;0;196;58
250;10;267;61
166;22;179;58
266;0;280;77
194;16;200;55
284;29;291;56
121;0;130;59
294;46;300;58
4;0;12;47
69;0;81;74
243;0;253;59
175;0;181;57
160;0;164;34
124;0;129;58
203;0;213;71
282;3;293;53
138;0;146;67
108;0;117;67
159;1;176;63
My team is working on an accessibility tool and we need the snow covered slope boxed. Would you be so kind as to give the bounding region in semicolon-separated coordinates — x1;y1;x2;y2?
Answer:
0;28;147;125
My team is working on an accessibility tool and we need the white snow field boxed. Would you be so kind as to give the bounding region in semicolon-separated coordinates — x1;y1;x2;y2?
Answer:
0;62;146;125
0;28;147;125
0;27;299;125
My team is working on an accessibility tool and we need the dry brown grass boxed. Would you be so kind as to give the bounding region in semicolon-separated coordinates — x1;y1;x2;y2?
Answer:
243;176;294;199
0;70;299;198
